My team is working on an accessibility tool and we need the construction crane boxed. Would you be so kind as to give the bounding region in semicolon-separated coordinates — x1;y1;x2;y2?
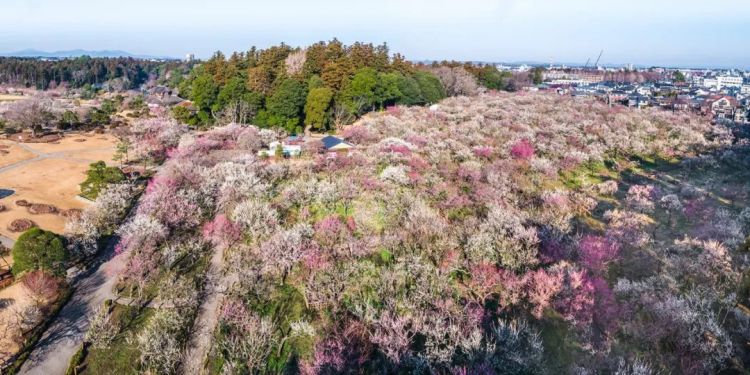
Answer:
583;58;591;69
594;50;604;68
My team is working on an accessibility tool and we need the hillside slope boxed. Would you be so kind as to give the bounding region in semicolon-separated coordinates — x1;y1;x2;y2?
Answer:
87;93;750;374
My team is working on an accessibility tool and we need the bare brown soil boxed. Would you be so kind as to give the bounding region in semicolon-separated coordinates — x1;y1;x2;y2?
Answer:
27;204;59;215
0;140;35;168
8;218;35;232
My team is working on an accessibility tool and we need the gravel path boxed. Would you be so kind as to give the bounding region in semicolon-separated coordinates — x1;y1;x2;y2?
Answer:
16;163;147;375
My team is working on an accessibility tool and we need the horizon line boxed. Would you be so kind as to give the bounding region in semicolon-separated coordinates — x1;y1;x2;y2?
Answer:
1;48;747;71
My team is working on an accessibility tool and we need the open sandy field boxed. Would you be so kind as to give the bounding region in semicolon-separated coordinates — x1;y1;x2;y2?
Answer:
21;135;117;156
0;141;36;168
0;133;118;240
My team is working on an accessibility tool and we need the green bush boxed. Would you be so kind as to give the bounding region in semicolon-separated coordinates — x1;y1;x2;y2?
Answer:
11;228;68;277
80;161;126;200
65;343;88;375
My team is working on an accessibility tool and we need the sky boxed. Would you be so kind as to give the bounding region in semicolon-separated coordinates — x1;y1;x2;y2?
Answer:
1;0;748;69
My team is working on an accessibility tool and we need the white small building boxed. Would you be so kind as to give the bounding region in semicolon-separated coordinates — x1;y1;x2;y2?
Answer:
257;141;302;157
719;75;744;88
636;86;653;96
704;75;743;89
703;77;718;88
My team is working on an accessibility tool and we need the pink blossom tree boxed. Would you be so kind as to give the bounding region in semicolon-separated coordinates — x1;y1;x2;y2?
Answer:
578;235;620;274
510;139;535;160
202;214;242;249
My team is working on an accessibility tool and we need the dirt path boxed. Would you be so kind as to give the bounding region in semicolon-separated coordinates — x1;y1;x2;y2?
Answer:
180;245;227;375
17;235;126;375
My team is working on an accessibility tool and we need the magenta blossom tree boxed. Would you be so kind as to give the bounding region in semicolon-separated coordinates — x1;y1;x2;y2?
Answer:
510;139;535;160
578;235;620;273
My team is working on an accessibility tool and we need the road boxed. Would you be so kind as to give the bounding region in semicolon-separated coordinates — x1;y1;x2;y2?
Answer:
18;235;127;375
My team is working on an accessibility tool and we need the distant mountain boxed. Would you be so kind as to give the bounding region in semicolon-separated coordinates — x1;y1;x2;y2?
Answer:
0;49;175;59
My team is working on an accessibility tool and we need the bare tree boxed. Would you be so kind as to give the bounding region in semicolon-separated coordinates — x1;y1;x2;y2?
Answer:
22;270;59;310
284;49;307;76
214;100;258;125
4;99;55;137
332;100;363;131
429;66;479;96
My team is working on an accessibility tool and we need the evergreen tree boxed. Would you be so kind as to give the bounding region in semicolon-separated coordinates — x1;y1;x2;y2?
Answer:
12;228;68;277
477;65;509;90
191;73;219;119
80;161;126;200
395;73;424;105
265;78;307;131
307;75;325;90
61;110;79;129
377;72;404;107
304;87;334;131
532;67;545;85
341;67;379;116
414;71;445;104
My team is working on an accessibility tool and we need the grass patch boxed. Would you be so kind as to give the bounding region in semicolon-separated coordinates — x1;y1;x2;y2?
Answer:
560;160;617;190
77;304;154;375
240;284;315;373
538;310;582;372
65;344;87;375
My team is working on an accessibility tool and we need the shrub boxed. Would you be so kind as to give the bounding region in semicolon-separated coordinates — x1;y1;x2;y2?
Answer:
80;161;126;200
12;227;68;277
28;203;58;215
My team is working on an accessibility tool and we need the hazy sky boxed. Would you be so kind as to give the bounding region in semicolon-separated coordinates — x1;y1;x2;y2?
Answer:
1;0;748;68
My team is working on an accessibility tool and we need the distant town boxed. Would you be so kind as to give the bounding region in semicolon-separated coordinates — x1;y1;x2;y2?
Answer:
9;50;750;125
498;63;750;124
